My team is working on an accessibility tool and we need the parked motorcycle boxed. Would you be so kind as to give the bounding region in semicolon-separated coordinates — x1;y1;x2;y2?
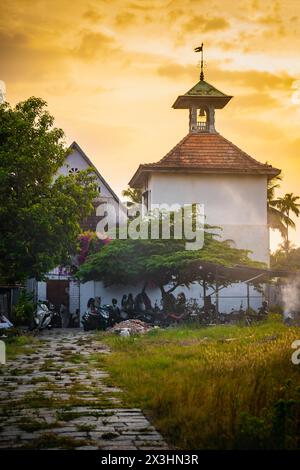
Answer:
48;303;62;328
81;305;110;331
30;302;53;331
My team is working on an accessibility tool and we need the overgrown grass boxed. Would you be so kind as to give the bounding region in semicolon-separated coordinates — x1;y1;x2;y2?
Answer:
5;334;42;360
97;316;300;449
22;432;89;449
17;417;60;432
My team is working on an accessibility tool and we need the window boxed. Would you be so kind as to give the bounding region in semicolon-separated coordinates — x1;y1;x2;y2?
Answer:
69;167;80;174
142;189;151;212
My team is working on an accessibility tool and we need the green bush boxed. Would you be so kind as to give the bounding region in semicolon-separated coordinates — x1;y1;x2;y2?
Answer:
11;292;35;326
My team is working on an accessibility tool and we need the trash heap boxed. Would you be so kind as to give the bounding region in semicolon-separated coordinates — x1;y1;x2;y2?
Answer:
110;319;153;335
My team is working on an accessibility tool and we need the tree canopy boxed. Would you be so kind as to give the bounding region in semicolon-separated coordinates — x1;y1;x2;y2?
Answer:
0;97;98;283
77;227;264;294
271;246;300;272
268;175;300;252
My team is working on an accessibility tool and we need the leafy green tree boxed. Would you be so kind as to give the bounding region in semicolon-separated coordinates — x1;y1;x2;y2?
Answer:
0;97;98;283
267;176;300;252
271;245;300;272
122;187;142;204
77;228;263;296
268;175;287;237
275;193;300;253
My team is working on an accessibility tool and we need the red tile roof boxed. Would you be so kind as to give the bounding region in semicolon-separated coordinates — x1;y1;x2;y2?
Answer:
129;132;281;187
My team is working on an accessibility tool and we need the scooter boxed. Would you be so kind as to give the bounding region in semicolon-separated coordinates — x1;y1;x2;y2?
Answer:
81;305;110;331
49;303;62;328
30;302;53;331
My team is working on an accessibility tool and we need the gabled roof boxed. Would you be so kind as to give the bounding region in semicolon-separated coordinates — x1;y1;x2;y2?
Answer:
69;141;121;204
185;80;229;97
172;80;232;109
129;133;281;187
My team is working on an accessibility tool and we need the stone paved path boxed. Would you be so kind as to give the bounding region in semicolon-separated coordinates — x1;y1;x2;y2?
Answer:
0;329;168;450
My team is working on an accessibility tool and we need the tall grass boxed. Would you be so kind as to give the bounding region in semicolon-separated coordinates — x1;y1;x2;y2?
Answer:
98;317;300;449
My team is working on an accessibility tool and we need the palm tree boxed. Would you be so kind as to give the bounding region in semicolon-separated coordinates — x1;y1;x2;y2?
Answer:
122;187;142;204
275;193;300;252
267;175;287;238
267;177;300;252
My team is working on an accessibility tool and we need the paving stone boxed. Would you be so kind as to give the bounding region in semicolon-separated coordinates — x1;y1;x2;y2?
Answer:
75;446;99;450
0;329;168;450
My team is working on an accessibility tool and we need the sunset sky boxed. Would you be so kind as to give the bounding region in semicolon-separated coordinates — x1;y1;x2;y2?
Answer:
1;0;300;250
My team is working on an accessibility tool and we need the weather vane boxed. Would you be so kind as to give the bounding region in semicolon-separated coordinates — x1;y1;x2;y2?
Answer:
194;43;204;81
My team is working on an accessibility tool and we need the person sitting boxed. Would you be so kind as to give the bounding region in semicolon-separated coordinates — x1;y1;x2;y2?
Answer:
60;302;70;328
134;293;146;314
126;293;135;318
176;292;186;314
120;294;129;320
87;298;95;310
69;309;80;327
142;291;152;312
110;298;121;324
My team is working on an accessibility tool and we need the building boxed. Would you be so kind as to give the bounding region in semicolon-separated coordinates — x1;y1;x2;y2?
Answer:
128;71;281;311
37;71;282;317
129;75;280;264
36;142;126;316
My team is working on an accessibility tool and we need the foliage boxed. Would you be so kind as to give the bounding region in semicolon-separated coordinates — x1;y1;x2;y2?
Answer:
0;97;98;283
122;187;142;204
5;333;42;360
268;175;300;251
77;225;263;293
271;246;300;271
11;291;35;326
75;231;107;266
98;317;300;449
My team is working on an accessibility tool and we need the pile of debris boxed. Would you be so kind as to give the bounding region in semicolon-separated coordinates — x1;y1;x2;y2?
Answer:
109;319;153;335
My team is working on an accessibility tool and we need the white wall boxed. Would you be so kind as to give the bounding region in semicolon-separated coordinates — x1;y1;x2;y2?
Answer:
59;147;127;228
69;281;80;314
78;280;263;316
59;148;111;197
147;173;269;263
37;281;47;301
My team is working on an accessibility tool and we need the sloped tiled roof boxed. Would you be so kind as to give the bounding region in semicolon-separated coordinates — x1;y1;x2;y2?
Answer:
172;80;232;108
129;133;281;187
184;80;228;97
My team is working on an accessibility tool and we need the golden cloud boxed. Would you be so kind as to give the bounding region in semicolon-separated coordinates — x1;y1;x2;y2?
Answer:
234;93;279;109
82;9;102;23
115;12;136;27
73;31;119;61
156;60;295;93
182;15;230;33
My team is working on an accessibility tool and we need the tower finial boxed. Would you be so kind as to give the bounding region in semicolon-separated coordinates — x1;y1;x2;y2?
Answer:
194;43;204;81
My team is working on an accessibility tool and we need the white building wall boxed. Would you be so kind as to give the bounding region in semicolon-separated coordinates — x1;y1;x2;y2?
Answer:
147;173;269;264
78;280;263;317
79;281;96;319
37;281;47;301
69;281;80;314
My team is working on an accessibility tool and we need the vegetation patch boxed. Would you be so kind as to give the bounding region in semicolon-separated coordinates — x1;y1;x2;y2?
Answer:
17;417;60;432
76;423;96;432
100;317;300;449
22;432;89;449
29;376;50;384
6;334;42;360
